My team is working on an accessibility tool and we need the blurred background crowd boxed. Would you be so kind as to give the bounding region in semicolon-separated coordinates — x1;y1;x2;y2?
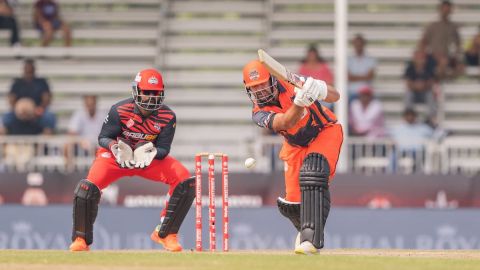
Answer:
0;0;479;190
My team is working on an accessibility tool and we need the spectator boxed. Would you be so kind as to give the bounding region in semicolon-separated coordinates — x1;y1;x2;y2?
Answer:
404;50;437;125
8;58;56;130
68;95;105;145
33;0;71;47
1;97;53;135
348;34;377;101
349;86;385;139
389;108;433;152
65;95;105;170
0;0;20;47
298;44;334;85
389;108;434;173
419;0;463;79
464;31;480;66
298;44;334;109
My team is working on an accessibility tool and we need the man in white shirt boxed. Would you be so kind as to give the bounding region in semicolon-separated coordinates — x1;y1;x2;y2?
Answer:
68;95;105;145
348;34;377;101
349;86;385;139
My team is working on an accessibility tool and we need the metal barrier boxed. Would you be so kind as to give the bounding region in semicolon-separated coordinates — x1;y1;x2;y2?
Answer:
0;135;479;176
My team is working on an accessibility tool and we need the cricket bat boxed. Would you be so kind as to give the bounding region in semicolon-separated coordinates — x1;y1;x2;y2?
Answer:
258;49;304;88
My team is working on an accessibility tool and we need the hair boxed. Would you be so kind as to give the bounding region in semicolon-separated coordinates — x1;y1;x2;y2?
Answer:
353;33;366;44
301;44;325;63
440;0;452;7
403;107;417;117
24;58;35;66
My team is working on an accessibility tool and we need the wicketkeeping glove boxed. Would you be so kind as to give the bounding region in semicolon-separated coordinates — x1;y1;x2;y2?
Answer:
133;142;157;169
110;139;135;169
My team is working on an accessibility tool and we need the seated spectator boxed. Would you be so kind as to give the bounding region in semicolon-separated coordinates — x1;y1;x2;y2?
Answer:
8;58;56;130
349;86;385;139
419;0;463;80
1;97;53;135
348;34;377;101
33;0;71;47
389;108;433;152
65;95;105;170
0;0;20;47
464;31;480;66
404;50;437;125
298;44;334;85
68;95;104;145
389;108;434;173
298;44;334;109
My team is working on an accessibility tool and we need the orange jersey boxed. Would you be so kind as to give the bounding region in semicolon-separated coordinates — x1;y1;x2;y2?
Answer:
251;77;343;202
252;77;337;147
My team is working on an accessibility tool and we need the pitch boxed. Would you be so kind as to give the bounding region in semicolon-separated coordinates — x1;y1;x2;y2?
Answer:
1;250;479;270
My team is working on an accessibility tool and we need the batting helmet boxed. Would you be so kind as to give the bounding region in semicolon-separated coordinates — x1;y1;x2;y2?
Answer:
242;60;278;106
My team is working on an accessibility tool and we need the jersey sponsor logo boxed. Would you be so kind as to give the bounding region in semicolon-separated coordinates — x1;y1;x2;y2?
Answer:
122;131;158;141
126;119;135;128
249;69;260;81
148;76;158;85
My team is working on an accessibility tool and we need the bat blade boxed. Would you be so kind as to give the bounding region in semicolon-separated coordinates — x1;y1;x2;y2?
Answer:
258;49;304;88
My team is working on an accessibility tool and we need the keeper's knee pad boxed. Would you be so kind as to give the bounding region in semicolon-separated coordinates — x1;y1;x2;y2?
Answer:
158;176;196;238
72;179;101;245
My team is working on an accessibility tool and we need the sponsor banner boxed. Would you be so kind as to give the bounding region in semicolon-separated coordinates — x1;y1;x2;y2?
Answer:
0;206;479;250
0;172;476;207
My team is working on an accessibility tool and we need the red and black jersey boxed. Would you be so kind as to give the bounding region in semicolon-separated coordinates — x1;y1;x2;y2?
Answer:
98;98;176;160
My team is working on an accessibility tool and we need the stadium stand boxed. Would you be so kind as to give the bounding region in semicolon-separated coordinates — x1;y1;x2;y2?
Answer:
0;0;479;173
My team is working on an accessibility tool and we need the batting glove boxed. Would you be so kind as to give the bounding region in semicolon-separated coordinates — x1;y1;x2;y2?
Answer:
303;77;328;102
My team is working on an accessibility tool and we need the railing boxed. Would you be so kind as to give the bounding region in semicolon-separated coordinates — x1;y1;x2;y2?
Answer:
0;136;97;173
254;134;480;176
0;135;479;176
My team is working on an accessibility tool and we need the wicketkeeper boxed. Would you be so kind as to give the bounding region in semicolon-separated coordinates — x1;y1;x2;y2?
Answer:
70;69;195;252
242;60;343;254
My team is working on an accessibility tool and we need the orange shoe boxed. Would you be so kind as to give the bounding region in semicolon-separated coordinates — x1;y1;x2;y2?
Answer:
150;226;183;252
69;237;90;252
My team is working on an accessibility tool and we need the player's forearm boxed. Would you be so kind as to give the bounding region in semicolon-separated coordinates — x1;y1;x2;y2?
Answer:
272;105;304;131
154;147;169;160
98;137;115;150
323;85;340;103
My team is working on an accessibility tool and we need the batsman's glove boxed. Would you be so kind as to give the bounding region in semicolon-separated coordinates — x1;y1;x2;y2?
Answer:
304;77;328;101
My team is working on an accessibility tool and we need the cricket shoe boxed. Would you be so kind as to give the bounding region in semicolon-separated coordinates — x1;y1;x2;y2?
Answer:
150;225;183;252
294;240;319;255
69;237;90;252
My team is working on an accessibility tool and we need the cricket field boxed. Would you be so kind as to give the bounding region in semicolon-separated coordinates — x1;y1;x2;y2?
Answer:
1;249;479;270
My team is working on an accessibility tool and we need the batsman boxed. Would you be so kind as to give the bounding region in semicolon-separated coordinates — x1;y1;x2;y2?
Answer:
69;69;195;252
242;60;343;254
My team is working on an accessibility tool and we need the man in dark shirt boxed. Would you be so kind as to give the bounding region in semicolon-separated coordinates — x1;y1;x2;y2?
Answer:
7;59;56;130
69;69;194;253
33;0;71;47
1;98;52;135
404;50;437;124
0;0;20;47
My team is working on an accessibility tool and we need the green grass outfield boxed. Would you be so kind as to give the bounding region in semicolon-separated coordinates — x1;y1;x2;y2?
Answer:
1;249;479;270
